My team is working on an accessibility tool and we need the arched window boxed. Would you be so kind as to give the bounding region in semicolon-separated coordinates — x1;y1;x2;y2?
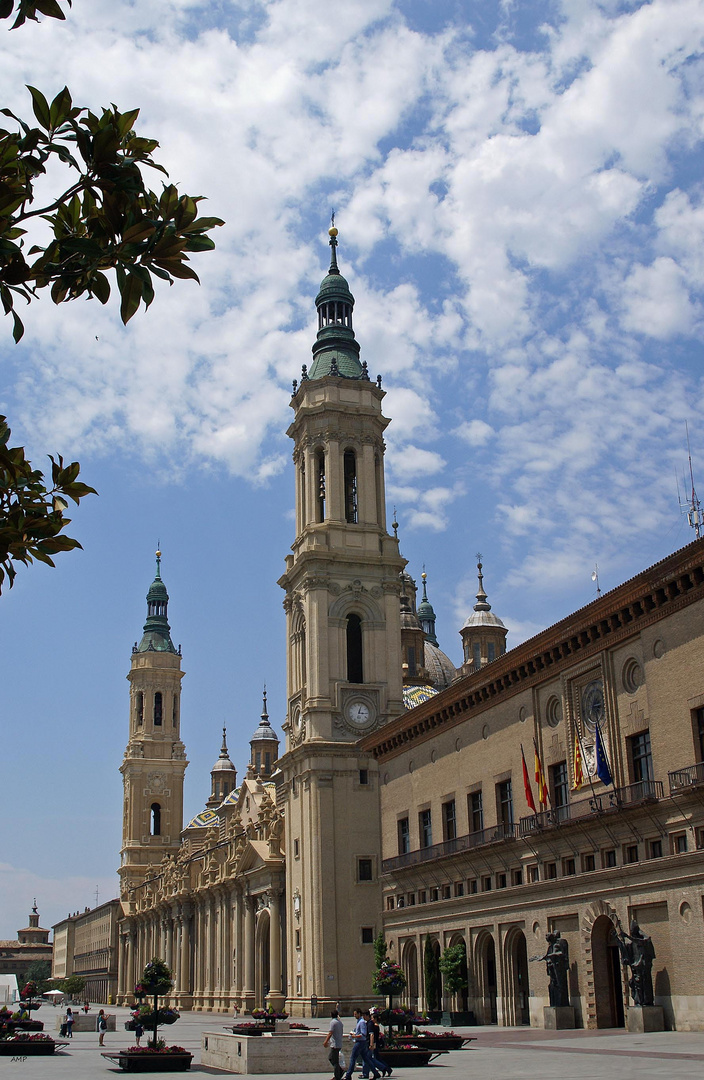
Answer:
473;643;481;670
154;692;163;726
347;613;363;683
150;803;161;836
407;645;416;677
316;450;326;522
136;691;144;727
172;695;178;727
344;450;358;524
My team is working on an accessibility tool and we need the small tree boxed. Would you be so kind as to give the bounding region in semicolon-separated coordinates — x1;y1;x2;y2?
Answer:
439;941;468;1003
424;934;439;1012
54;974;86;1000
141;957;173;1050
373;930;388;973
24;961;52;994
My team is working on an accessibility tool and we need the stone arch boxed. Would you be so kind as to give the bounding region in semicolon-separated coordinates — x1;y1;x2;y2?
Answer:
582;901;625;1029
474;930;498;1025
255;907;270;1010
445;933;469;1012
502;926;530;1026
329;590;383;624
401;940;419;1009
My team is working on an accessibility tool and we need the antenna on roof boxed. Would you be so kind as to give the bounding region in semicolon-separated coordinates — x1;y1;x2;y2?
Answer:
678;421;703;539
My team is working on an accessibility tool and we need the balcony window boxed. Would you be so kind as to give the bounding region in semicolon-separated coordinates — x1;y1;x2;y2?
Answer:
694;706;704;761
603;849;617;868
582;853;596;872
442;884;451;900
497;779;513;826
442;799;457;841
511;869;523;886
419;809;432;848
469;790;483;834
528;865;539;883
648;839;662;859
455;882;465;897
545;862;557;879
625;844;639;864
550;760;568;820
673;832;688;854
629;730;653;784
397;817;410;855
482;876;492;892
497;873;507;889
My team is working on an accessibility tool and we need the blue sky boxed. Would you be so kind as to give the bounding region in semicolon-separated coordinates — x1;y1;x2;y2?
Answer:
1;0;704;938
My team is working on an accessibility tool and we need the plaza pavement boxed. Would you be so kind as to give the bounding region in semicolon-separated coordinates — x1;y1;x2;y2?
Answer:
4;1004;704;1079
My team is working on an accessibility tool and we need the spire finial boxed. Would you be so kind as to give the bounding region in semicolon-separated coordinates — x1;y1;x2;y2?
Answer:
155;543;162;580
328;211;339;273
392;506;399;541
474;553;491;611
261;684;269;722
220;725;228;757
421;564;428;600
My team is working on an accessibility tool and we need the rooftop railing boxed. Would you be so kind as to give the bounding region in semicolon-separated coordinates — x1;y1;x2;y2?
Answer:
668;761;704;793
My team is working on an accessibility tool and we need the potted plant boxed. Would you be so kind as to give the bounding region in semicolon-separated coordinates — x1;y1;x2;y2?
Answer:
101;959;192;1072
439;942;473;1024
0;1033;64;1056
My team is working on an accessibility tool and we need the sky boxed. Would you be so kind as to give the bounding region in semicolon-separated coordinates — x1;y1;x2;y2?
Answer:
1;0;704;940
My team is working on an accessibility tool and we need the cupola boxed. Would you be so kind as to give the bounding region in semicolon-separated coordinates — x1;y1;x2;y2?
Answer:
308;220;365;380
206;727;237;807
249;688;279;779
135;550;177;654
459;557;508;674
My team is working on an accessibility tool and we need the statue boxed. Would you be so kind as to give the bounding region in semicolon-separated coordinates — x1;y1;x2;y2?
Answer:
530;931;570;1007
614;920;655;1007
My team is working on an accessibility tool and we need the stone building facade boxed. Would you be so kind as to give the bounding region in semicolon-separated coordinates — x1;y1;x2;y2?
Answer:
361;539;704;1031
0;904;52;982
52;899;120;1002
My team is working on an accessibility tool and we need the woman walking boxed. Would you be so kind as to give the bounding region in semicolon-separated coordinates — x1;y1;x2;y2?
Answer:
97;1008;108;1046
64;1007;74;1038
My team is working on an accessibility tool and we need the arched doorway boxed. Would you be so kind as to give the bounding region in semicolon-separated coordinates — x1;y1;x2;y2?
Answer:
446;935;469;1013
255;909;270;1010
403;942;419;1010
591;915;624;1028
475;933;498;1024
503;928;530;1025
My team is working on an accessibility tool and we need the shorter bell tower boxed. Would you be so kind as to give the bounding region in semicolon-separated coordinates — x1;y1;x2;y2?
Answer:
118;551;188;910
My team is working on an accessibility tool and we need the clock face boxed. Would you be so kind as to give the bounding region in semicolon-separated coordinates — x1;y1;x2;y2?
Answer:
292;707;302;731
348;701;371;725
582;679;605;731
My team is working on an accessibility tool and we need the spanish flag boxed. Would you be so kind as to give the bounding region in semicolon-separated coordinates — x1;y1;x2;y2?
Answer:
573;728;585;789
521;745;537;813
533;739;549;806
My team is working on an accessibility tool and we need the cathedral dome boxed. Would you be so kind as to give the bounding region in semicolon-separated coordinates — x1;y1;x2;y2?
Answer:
424;640;457;689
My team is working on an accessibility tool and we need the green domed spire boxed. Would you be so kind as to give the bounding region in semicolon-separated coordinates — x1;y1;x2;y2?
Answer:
418;568;439;646
309;218;365;380
137;549;177;654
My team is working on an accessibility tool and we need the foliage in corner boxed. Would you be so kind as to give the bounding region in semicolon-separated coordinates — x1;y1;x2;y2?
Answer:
0;0;71;31
1;84;224;342
0;415;96;594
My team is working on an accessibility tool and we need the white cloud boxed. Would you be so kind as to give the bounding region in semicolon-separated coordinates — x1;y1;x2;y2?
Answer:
454;419;495;446
620;257;699;339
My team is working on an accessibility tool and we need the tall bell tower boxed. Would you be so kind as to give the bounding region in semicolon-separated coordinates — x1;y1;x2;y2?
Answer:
277;225;404;1014
118;552;188;912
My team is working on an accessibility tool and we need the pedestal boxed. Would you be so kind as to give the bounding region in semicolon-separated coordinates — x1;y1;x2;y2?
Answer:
544;1006;576;1030
626;1006;664;1033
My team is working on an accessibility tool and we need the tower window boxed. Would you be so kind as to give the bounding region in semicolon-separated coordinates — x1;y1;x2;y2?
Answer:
316;450;326;522
346;613;363;683
136;692;144;727
154;692;163;726
255;751;261;772
150;803;161;836
265;752;271;773
473;643;481;669
487;642;495;662
172;695;178;727
407;645;416;677
344;450;358;524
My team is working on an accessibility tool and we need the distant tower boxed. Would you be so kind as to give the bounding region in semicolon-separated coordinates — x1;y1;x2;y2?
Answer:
417;569;438;646
277;223;405;1015
399;573;430;685
459;557;508;674
118;551;188;909
249;688;279;779
206;728;237;808
17;900;49;944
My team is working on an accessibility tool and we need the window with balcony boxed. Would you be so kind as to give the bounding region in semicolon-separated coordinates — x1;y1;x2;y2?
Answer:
407;893;416;906
629;730;653;785
468;790;483;834
430;887;439;902
550;760;569;820
442;884;451;900
497;779;513;828
563;858;576;876
582;853;596;872
398;817;410;855
419;809;432;848
603;848;617;868
648;839;663;859
442;799;457;841
694;706;704;761
528;865;539;883
419;890;427;904
672;832;688;854
511;868;523;886
468;879;478;894
545;862;557;879
455;882;465;897
625;844;639;864
482;876;492;892
497;873;507;889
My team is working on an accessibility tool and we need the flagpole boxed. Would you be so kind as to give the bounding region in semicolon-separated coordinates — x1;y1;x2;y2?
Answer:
594;716;614;787
533;736;550;808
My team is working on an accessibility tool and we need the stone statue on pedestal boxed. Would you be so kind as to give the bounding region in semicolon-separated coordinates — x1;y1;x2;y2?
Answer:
530;931;570;1007
614;920;655;1007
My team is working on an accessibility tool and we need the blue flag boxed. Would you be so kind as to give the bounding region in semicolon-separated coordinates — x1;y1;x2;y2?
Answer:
595;721;613;786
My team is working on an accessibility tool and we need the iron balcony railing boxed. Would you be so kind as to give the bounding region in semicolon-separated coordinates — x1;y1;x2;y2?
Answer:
669;761;704;793
519;779;663;836
382;822;517;873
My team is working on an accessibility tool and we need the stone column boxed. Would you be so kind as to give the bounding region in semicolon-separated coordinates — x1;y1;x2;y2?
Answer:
207;894;217;1007
179;904;192;1005
243;895;255;1007
233;887;243;1004
267;888;285;1012
222;889;232;1001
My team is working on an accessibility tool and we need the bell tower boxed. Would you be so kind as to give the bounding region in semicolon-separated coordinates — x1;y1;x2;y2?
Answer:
118;551;188;911
277;224;404;1014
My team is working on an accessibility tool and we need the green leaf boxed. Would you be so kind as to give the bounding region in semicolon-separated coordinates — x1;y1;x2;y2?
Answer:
34;0;69;19
123;221;156;244
49;86;72;130
26;86;51;131
119;271;143;324
90;272;110;305
11;311;24;343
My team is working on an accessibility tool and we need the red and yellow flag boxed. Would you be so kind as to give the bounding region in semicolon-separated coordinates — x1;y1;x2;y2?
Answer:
573;729;585;789
521;745;537;814
533;739;549;805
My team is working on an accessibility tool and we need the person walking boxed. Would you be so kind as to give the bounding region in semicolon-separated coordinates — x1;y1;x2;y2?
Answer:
323;1009;344;1080
64;1007;74;1038
364;1009;391;1078
134;1017;144;1047
97;1008;108;1046
344;1009;380;1080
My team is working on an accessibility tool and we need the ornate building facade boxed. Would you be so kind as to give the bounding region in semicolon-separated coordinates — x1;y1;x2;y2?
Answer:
113;227;704;1029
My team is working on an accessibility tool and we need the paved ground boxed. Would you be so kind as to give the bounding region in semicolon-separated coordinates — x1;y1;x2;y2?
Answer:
4;1004;704;1079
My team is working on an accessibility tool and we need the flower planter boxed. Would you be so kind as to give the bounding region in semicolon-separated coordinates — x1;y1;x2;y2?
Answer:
0;1040;60;1055
379;1047;446;1068
230;1025;265;1036
102;1051;193;1072
412;1033;467;1050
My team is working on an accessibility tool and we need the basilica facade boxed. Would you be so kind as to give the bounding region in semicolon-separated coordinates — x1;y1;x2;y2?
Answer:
114;228;704;1028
